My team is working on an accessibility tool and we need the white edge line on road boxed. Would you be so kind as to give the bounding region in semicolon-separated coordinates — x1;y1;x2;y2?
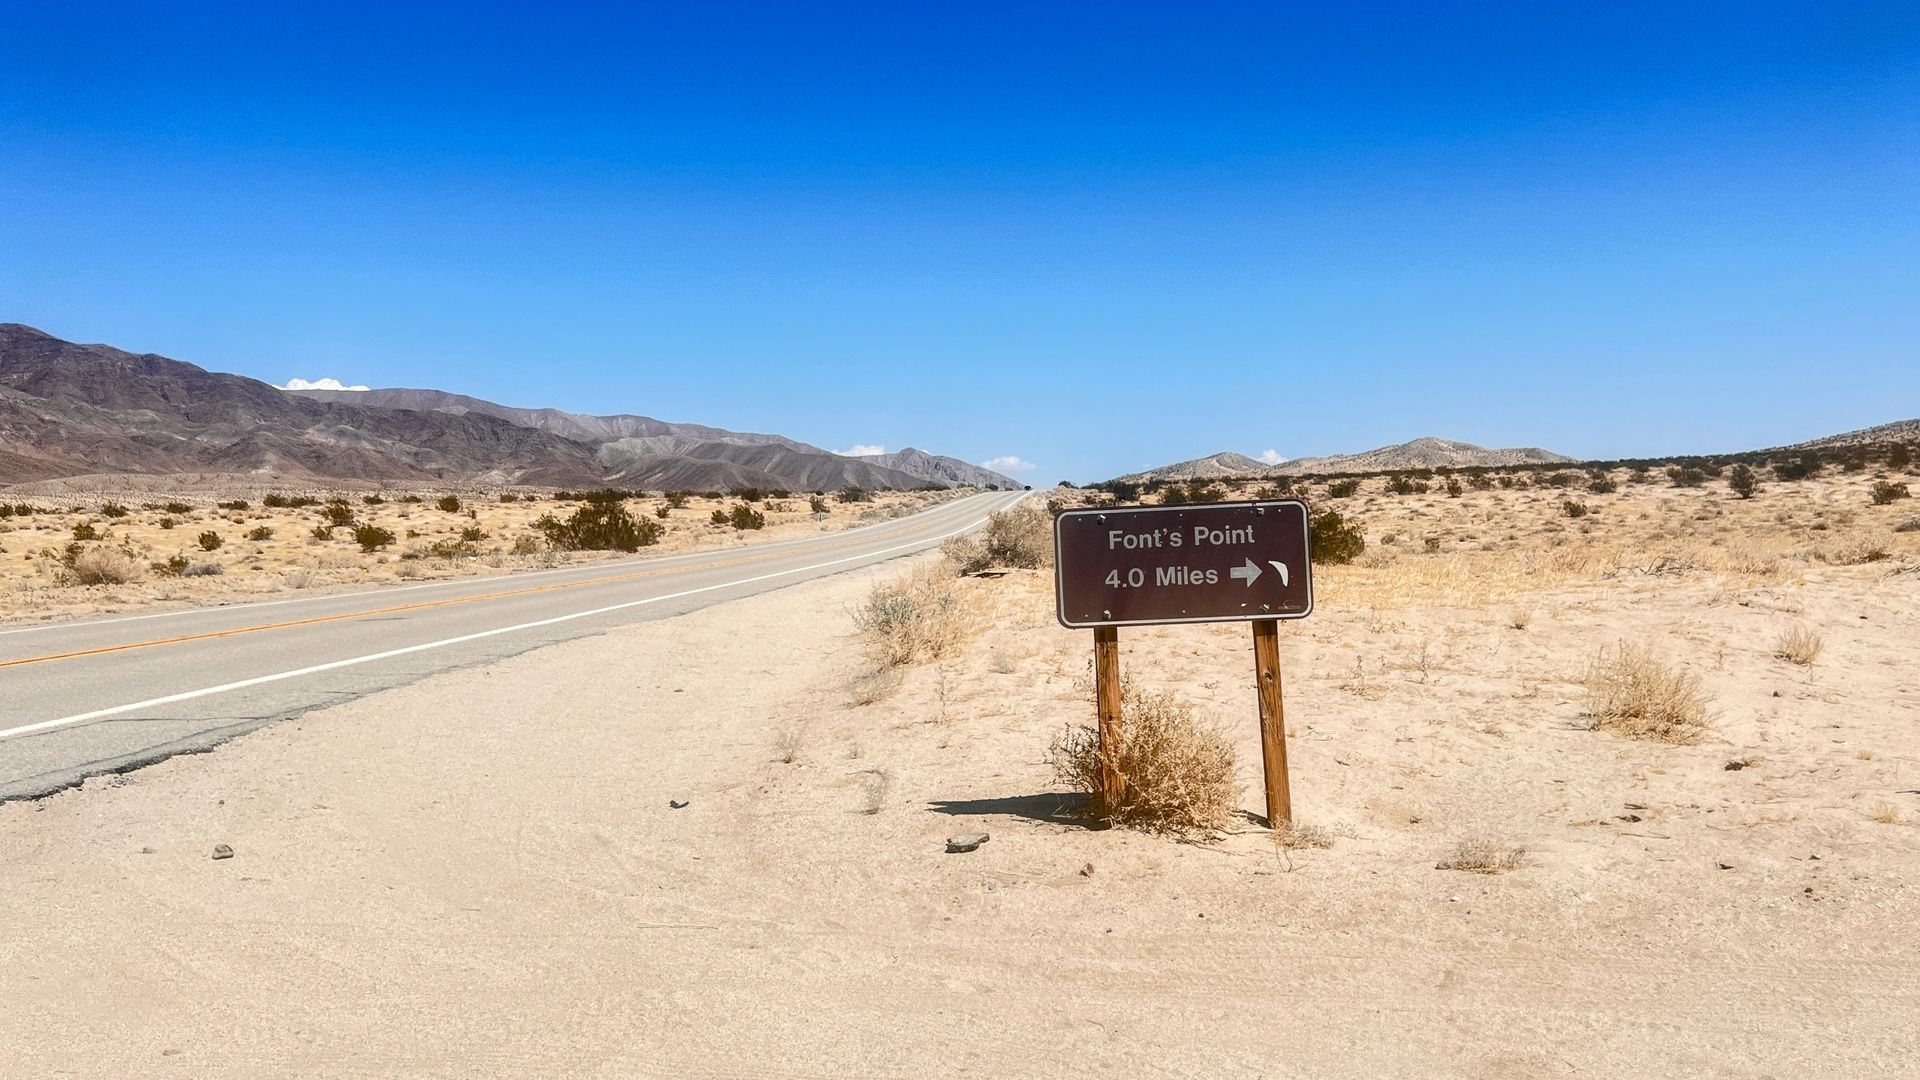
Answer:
0;492;1029;742
0;491;1008;640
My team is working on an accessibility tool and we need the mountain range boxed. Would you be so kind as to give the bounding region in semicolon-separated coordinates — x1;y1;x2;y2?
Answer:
1114;438;1574;484
0;324;1021;491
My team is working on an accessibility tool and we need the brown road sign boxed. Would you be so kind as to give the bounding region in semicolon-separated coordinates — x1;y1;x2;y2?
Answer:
1053;500;1313;629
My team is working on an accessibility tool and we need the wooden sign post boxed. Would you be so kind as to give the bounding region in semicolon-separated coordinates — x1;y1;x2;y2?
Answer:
1055;501;1314;829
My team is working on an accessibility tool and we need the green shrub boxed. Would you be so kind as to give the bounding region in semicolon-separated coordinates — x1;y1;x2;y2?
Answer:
322;502;356;526
362;494;386;505
1667;466;1707;488
1444;477;1463;498
437;495;462;513
1587;472;1618;494
197;531;223;551
1563;500;1590;518
263;493;289;508
536;498;663;552
1728;464;1759;499
152;553;192;577
310;525;334;540
1326;479;1360;499
1890;444;1912;471
838;486;873;504
162;501;191;515
710;508;729;525
459;525;484;542
216;500;250;511
730;486;765;503
728;504;766;530
159;517;176;530
71;523;98;541
809;495;829;514
353;524;398;552
1774;456;1819;482
665;491;690;509
1871;480;1911;506
1309;509;1365;565
99;502;128;518
655;505;671;519
247;526;274;541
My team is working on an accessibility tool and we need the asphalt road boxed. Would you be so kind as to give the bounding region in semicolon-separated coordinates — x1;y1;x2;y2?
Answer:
0;490;1029;801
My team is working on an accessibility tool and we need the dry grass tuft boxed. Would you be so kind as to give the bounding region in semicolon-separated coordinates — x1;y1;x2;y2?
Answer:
1275;821;1335;849
852;565;974;666
1583;642;1713;743
772;724;805;764
1773;624;1824;666
1049;683;1239;836
62;546;145;586
1868;801;1903;825
1438;836;1528;874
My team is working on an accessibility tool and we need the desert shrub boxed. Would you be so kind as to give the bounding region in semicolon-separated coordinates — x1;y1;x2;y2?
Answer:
353;524;397;552
362;494;386;505
852;566;970;666
151;553;192;577
162;501;191;515
665;491;691;509
1444;477;1463;498
1773;625;1823;666
729;486;765;503
536;497;662;552
1541;472;1576;489
197;531;223;551
1895;518;1920;534
1728;464;1759;499
942;504;1053;574
1102;479;1142;503
459;525;484;542
809;495;829;514
654;505;671;519
310;525;335;540
1587;472;1617;494
1773;456;1820;481
1870;480;1911;505
216;500;249;511
247;526;274;541
71;523;99;541
159;517;176;529
1048;682;1239;836
1667;466;1707;488
1186;481;1226;503
321;502;356;526
64;546;144;585
397;494;423;504
263;493;289;508
1889;444;1912;470
1158;481;1191;505
431;495;460;512
181;561;223;577
838;486;873;503
98;502;129;518
1562;500;1589;518
728;504;766;530
1437;837;1529;874
1583;642;1712;743
1308;509;1365;565
709;508;729;525
498;493;519;502
1467;471;1495;491
1326;478;1360;499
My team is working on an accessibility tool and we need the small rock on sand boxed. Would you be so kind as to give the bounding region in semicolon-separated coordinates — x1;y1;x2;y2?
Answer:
946;833;989;853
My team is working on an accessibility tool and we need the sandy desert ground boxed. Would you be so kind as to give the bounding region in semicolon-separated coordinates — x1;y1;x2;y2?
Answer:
3;465;1918;1076
0;475;960;626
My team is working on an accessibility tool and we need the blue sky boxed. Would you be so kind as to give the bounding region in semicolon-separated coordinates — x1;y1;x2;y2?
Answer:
3;2;1916;482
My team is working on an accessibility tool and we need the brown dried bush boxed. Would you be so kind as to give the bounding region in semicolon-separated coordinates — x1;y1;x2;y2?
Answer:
1049;683;1239;836
1583;642;1713;743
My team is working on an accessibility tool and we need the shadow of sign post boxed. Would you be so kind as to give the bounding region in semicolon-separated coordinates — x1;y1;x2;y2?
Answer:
1053;500;1314;827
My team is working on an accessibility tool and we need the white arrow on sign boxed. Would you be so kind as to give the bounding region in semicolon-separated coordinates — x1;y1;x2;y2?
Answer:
1268;560;1289;587
1229;558;1262;587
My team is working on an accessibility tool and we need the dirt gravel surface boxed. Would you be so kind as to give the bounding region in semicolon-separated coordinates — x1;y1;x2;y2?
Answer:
3;543;1918;1077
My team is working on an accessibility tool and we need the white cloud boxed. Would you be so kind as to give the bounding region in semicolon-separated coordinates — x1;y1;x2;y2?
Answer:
1258;449;1287;465
280;377;371;392
838;444;887;457
981;455;1036;473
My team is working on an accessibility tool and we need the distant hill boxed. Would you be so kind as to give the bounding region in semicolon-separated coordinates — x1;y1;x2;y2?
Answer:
286;386;940;491
1778;419;1920;452
1113;439;1570;484
850;448;1021;489
0;324;993;491
0;324;608;487
1277;437;1572;475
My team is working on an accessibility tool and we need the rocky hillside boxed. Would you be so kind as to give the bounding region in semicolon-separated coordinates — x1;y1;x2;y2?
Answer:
1779;419;1920;451
1113;439;1571;484
850;448;1021;489
0;324;992;491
